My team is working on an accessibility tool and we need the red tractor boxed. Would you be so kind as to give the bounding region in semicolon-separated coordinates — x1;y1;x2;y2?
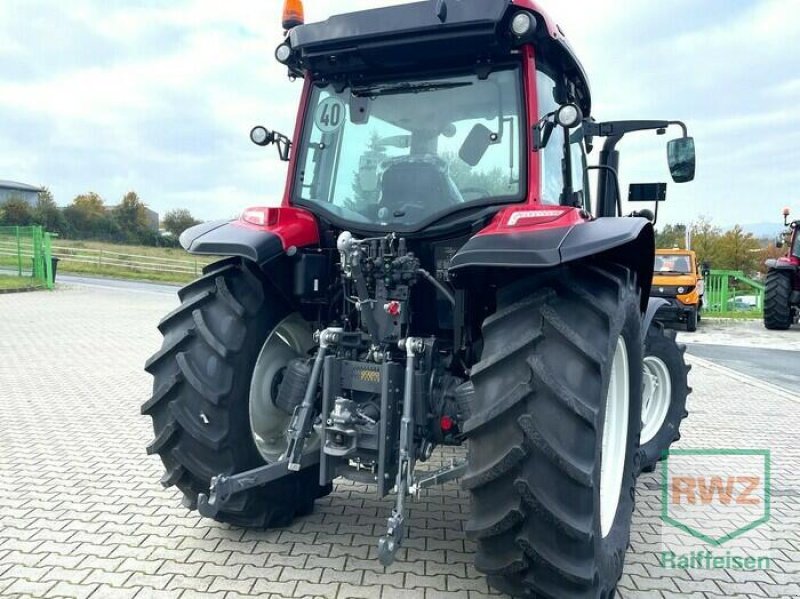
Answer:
143;1;695;596
764;208;800;330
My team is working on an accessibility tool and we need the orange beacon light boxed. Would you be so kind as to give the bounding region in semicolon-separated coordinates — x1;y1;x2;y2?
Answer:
282;0;305;30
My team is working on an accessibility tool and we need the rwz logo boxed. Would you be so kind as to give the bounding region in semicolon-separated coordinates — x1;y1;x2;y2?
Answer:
661;449;770;545
670;475;761;506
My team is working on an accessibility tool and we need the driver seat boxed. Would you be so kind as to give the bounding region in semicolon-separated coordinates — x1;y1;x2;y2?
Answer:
379;159;456;216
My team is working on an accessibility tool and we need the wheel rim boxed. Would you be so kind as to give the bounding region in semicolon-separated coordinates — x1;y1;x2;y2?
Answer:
249;313;318;463
600;335;630;538
640;355;671;445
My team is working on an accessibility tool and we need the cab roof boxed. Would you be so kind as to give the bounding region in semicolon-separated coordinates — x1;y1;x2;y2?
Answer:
286;0;591;116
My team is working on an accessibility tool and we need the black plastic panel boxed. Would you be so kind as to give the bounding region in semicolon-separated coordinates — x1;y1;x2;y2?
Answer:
448;218;653;308
448;227;569;273
290;0;508;51
179;220;284;265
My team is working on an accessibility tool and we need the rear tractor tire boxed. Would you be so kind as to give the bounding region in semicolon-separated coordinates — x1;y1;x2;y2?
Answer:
639;325;690;474
764;269;793;330
463;262;643;598
142;258;329;527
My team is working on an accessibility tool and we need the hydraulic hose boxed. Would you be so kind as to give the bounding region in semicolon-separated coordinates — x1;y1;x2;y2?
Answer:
418;269;456;306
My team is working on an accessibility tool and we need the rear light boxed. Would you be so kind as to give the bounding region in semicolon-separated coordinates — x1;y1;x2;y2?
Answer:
440;415;454;432
384;301;401;317
241;207;279;227
507;209;567;227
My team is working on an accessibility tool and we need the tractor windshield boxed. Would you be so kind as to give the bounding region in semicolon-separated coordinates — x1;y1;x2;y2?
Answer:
293;66;524;230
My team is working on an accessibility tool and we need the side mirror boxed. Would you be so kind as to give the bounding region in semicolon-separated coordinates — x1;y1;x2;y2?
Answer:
628;182;667;202
667;136;696;183
701;262;711;277
459;124;493;167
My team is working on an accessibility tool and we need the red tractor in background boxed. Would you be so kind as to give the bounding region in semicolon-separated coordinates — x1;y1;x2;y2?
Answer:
764;207;800;329
142;1;696;596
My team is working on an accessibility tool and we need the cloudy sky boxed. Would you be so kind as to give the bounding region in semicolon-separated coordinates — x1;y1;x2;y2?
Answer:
1;0;798;228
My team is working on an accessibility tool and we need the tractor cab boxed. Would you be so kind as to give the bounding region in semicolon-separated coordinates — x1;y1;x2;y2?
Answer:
271;0;586;236
240;0;694;241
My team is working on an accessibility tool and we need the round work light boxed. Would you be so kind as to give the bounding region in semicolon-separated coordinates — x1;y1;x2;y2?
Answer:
250;126;271;146
556;103;582;128
275;44;292;64
511;12;534;36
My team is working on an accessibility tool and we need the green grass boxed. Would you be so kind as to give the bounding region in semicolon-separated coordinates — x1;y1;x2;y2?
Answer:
53;238;202;260
55;262;197;284
2;237;218;284
0;275;41;291
49;239;217;284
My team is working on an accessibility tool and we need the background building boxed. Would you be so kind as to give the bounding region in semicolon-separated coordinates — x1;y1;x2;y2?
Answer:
144;207;159;232
0;180;43;206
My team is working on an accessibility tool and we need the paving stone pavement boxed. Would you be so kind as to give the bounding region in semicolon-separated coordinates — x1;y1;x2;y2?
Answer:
1;284;798;598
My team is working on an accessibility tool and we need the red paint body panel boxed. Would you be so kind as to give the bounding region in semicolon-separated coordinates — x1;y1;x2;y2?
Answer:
521;45;541;207
234;207;319;250
475;206;588;237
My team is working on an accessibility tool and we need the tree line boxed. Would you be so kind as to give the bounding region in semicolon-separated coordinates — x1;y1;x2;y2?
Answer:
0;188;200;246
655;218;782;276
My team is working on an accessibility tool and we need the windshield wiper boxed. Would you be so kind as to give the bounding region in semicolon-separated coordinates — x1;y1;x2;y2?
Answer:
352;81;472;97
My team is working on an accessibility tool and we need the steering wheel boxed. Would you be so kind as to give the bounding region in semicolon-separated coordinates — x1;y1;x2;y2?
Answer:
378;203;428;221
460;186;492;201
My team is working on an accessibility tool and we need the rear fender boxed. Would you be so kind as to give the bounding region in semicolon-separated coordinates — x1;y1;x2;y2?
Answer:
180;208;320;266
642;298;669;342
448;217;655;311
765;258;798;271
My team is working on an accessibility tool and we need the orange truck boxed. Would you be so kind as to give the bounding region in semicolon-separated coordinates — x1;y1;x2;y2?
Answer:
650;248;704;331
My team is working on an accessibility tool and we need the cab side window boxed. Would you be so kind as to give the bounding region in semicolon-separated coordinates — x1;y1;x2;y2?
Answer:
537;70;563;205
569;127;590;211
537;69;590;209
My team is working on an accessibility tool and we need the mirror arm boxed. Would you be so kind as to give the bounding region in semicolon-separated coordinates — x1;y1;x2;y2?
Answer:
583;119;672;140
667;120;688;138
532;120;554;151
587;165;622;217
274;132;292;162
560;126;574;206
